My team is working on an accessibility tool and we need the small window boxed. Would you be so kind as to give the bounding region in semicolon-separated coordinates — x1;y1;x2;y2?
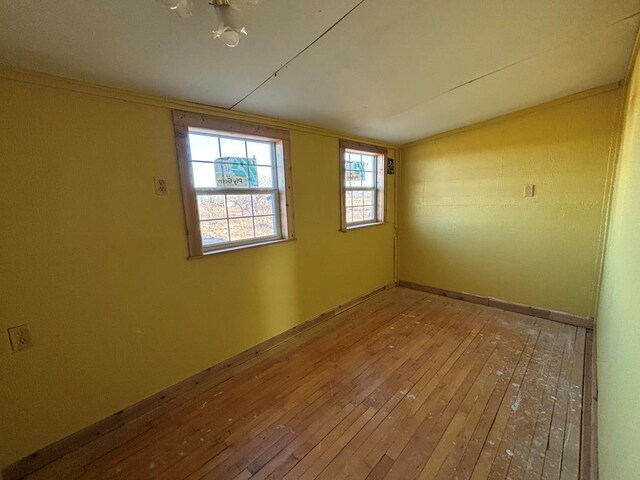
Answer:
173;111;294;256
339;140;386;230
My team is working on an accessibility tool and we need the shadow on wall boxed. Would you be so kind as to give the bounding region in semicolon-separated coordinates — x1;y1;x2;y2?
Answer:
398;88;622;317
0;78;395;472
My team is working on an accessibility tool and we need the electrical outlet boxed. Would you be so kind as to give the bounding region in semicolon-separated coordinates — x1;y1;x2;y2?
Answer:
8;325;33;351
154;177;168;195
523;184;535;198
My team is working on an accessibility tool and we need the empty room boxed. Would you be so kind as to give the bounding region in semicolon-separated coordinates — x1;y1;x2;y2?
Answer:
1;1;639;479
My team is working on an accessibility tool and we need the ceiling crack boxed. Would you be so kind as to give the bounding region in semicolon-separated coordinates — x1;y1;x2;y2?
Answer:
445;60;527;94
417;10;640;106
229;0;369;110
611;10;640;26
229;7;640;114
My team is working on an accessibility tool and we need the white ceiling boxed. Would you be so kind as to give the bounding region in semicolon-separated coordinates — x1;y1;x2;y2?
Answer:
0;0;639;144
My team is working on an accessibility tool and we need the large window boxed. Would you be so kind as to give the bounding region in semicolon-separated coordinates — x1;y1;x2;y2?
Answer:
173;111;294;256
339;140;386;230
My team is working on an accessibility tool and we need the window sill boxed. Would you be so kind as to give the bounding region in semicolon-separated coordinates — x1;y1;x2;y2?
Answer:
340;222;386;232
188;237;296;259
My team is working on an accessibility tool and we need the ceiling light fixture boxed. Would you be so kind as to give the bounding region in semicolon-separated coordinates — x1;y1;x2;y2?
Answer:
159;0;259;48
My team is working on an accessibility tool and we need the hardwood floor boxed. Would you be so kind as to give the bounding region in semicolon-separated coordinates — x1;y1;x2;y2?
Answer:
26;287;587;480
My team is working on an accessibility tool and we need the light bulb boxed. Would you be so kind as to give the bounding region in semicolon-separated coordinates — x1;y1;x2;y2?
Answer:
212;25;247;47
212;6;247;47
159;0;193;17
221;30;241;47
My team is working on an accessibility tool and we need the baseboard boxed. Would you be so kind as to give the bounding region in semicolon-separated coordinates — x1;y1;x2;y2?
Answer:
2;282;395;480
398;280;594;330
584;328;598;480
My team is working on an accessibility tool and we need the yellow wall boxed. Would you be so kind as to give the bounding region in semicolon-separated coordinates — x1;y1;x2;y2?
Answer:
398;87;622;317
0;71;395;469
597;48;640;479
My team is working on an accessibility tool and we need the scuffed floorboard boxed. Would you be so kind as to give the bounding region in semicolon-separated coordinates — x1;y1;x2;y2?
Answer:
26;287;586;480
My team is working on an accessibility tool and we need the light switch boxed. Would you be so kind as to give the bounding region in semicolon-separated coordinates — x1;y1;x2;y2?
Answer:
524;184;535;198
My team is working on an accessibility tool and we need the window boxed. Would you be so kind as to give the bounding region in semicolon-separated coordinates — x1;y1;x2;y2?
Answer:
173;111;294;256
339;139;386;230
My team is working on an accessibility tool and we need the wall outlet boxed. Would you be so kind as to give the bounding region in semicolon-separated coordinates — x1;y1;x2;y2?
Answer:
8;325;33;351
523;184;535;198
154;177;168;195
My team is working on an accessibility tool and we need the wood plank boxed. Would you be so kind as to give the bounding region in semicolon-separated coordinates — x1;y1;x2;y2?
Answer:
580;330;594;480
542;327;579;480
561;328;586;480
384;320;508;479
94;290;407;477
16;287;589;480
490;321;567;479
429;316;537;480
4;285;397;480
522;323;571;480
83;292;426;480
313;305;486;478
589;329;598;480
468;323;542;480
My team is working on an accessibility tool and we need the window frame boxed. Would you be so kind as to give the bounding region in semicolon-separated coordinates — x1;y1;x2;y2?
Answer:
172;111;295;257
339;139;387;231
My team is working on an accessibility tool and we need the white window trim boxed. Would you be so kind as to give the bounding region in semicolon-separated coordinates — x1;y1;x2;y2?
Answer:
339;139;387;231
172;111;295;257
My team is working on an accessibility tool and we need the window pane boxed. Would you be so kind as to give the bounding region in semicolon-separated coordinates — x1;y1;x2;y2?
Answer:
201;220;229;245
215;159;258;188
252;194;275;216
345;170;362;188
362;154;376;172
254;215;276;237
189;134;219;161
352;206;364;222
247;141;273;166
345;191;353;207
345;151;365;187
181;125;290;253
362;190;375;206
220;137;246;158
344;148;382;227
197;195;226;220
346;153;362;169
363;205;375;221
362;170;375;188
226;194;253;217
229;217;254;241
256;166;274;188
192;162;217;188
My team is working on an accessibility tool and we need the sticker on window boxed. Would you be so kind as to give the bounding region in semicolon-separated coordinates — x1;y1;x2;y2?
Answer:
215;157;258;187
346;160;365;181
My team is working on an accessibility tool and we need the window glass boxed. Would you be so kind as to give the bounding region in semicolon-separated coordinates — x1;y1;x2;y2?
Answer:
341;144;385;229
187;131;281;251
